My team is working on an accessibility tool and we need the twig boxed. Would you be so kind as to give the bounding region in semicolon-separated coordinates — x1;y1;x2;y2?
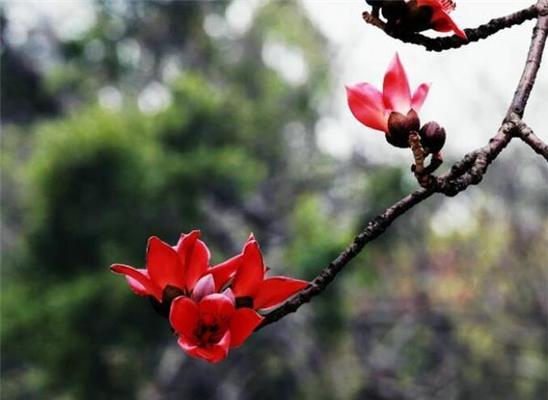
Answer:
258;3;548;330
362;4;539;52
514;118;548;161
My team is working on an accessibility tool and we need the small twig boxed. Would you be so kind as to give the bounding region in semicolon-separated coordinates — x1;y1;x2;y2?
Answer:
409;132;432;188
362;4;539;52
513;118;548;161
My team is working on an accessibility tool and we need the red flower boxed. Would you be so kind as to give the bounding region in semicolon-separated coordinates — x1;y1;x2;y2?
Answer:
346;53;429;134
231;235;308;311
110;231;238;302
416;0;466;39
170;289;263;363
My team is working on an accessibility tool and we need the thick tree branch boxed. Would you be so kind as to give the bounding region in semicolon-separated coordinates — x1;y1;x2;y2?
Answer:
362;4;540;52
258;4;547;330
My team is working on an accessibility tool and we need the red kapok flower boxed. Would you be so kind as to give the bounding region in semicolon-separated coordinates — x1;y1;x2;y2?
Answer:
416;0;466;39
110;231;238;303
231;235;308;311
346;53;429;135
170;290;263;363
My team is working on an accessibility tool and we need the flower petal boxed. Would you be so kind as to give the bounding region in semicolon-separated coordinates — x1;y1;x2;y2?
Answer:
177;335;198;352
110;264;163;301
192;274;216;302
411;83;430;112
431;10;467;39
253;277;309;310
188;330;231;363
231;240;265;298
229;308;264;348
147;236;185;291
383;53;412;114
169;296;199;340
346;83;388;132
199;294;235;322
417;0;454;13
187;240;211;291
223;288;236;303
174;231;210;292
210;254;242;291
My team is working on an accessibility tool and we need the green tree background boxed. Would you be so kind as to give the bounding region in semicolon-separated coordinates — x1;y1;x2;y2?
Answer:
1;1;546;399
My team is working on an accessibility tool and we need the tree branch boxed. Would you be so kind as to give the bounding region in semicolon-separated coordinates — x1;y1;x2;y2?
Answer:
258;3;548;330
508;8;548;118
362;4;540;52
514;119;548;161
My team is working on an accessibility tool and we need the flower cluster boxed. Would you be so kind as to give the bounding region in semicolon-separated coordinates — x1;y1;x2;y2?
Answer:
111;231;308;363
367;0;466;39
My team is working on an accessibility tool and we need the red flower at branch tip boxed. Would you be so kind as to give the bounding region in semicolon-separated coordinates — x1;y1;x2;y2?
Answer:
416;0;466;39
231;234;309;311
346;53;429;134
170;286;263;363
110;231;238;303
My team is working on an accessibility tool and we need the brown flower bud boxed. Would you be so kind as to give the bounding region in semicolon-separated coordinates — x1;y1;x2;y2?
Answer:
386;109;420;148
400;0;433;32
419;121;446;153
381;0;407;22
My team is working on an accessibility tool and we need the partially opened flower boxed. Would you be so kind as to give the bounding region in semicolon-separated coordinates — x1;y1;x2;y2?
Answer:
415;0;466;39
346;53;430;147
111;231;238;304
231;235;308;311
170;290;263;363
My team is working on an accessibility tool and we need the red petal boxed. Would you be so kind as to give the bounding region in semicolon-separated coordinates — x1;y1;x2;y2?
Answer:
346;83;388;132
223;288;235;303
110;264;162;301
229;308;263;348
417;0;455;14
169;296;199;340
147;236;185;291
199;294;235;321
192;274;216;302
253;277;308;310
174;231;209;291
210;254;242;291
182;330;231;363
186;239;211;292
411;83;430;112
125;269;150;296
231;240;264;298
383;53;412;114
177;335;198;352
431;10;467;39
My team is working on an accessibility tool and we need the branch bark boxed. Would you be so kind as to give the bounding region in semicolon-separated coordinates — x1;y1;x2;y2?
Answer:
258;3;548;330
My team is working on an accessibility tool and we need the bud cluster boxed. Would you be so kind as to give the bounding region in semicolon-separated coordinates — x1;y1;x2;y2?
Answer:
386;110;446;154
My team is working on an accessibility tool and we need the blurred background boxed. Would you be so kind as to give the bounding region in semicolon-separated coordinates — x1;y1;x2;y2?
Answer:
1;1;547;399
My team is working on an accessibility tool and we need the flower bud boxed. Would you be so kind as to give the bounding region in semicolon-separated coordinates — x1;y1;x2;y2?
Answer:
419;121;446;153
381;0;407;22
386;109;420;148
400;0;433;32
